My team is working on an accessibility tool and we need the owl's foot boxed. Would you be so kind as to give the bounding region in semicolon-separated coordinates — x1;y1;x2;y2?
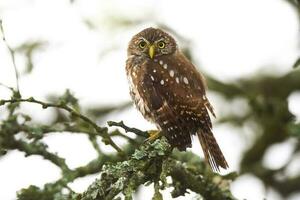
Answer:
146;130;161;141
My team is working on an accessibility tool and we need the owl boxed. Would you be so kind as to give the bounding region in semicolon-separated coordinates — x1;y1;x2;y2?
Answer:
126;27;228;171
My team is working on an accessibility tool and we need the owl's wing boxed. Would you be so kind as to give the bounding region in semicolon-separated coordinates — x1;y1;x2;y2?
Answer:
137;52;214;149
138;69;191;150
138;52;228;171
170;52;216;119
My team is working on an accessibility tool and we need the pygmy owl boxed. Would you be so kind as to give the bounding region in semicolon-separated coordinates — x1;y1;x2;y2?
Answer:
126;27;228;171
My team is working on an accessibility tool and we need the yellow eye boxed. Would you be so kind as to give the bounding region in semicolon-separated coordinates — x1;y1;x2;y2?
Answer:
158;41;165;48
139;41;147;49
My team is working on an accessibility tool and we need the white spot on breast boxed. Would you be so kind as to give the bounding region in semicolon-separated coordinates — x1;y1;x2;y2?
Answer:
159;60;163;65
153;69;156;73
176;77;180;83
169;70;174;77
132;72;137;77
163;63;168;69
203;95;206;100
183;77;189;84
160;80;164;85
150;75;154;81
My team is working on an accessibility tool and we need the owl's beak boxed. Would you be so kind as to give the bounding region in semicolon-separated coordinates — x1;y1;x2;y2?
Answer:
149;45;155;59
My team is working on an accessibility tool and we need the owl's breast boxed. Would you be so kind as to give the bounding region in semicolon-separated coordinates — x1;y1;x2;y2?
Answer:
126;57;153;122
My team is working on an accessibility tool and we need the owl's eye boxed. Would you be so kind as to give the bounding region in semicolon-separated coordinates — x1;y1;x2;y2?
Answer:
158;41;165;49
139;41;147;49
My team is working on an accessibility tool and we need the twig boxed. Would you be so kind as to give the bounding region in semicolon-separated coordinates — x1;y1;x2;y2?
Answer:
0;20;20;93
107;120;149;137
0;97;124;155
12;139;70;172
88;135;102;155
0;82;14;92
109;129;140;146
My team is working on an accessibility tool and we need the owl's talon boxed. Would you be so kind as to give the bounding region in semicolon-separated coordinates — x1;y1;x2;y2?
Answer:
145;130;161;142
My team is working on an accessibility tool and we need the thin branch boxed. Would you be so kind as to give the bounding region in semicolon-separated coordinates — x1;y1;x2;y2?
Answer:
0;20;20;93
0;82;14;92
0;97;125;155
12;139;70;172
20;121;140;148
88;135;103;156
107;120;149;137
109;129;140;146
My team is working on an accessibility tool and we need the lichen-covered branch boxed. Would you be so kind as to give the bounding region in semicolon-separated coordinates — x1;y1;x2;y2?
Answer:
78;138;236;200
9;138;70;172
169;160;235;200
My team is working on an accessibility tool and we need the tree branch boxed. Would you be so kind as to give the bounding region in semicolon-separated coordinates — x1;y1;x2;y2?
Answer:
107;121;149;137
11;139;70;172
0;97;124;155
78;138;236;200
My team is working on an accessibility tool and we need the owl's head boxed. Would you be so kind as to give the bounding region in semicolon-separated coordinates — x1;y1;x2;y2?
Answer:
128;27;177;59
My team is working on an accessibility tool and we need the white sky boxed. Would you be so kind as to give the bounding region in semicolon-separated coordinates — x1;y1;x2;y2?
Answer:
0;0;299;200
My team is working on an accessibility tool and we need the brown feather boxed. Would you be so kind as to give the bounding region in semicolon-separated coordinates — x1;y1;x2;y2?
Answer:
197;130;229;171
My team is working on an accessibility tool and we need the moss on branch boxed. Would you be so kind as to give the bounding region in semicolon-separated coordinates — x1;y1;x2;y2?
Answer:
78;138;236;200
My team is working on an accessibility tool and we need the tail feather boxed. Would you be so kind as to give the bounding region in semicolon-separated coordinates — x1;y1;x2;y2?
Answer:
204;100;216;118
197;130;228;171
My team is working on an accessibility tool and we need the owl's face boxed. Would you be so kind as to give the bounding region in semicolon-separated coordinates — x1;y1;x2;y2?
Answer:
128;27;177;59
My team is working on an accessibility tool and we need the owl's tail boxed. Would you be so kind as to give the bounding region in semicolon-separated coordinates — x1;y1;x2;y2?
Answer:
197;130;229;171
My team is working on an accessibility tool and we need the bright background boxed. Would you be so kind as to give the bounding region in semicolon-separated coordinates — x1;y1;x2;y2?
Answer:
0;0;299;199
